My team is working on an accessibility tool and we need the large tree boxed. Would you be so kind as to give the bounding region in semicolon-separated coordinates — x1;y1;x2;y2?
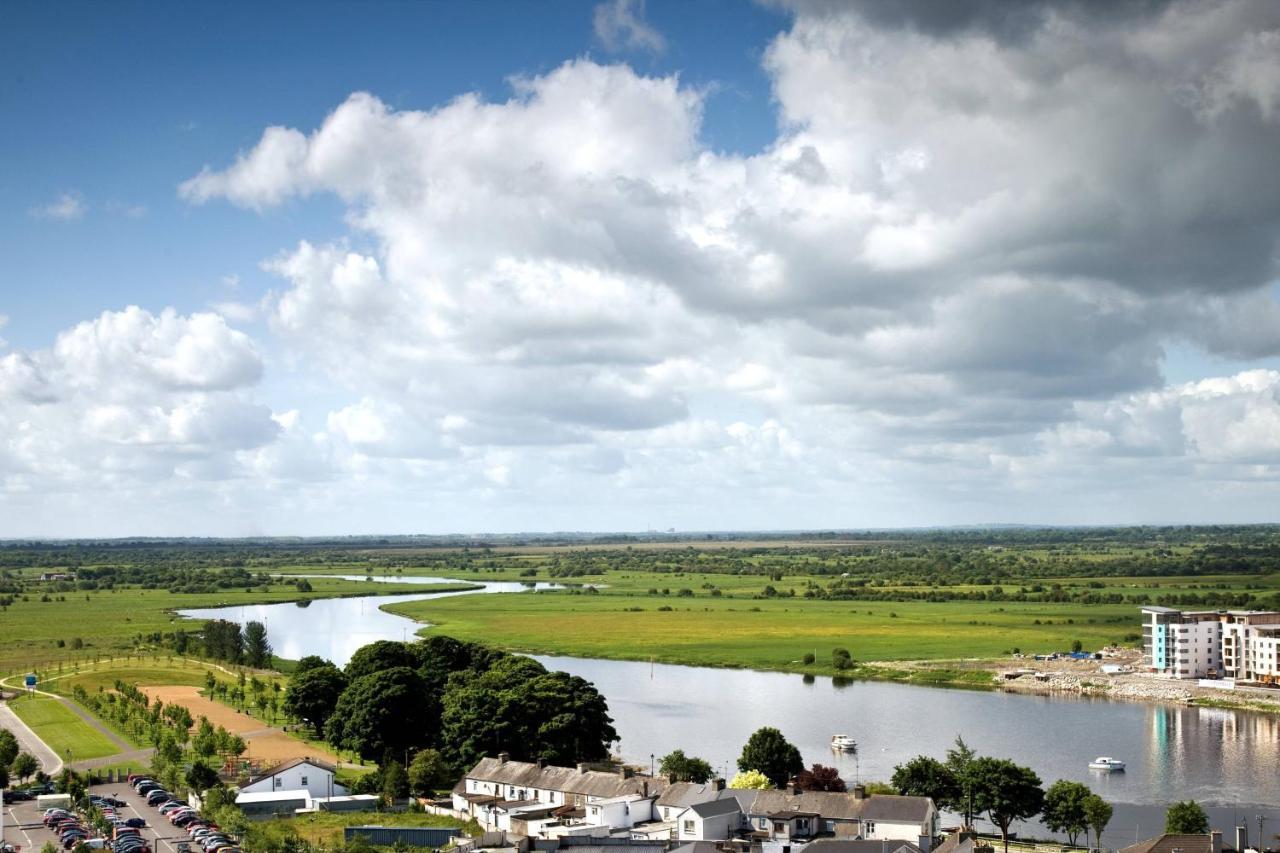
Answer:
946;736;979;828
737;727;803;788
0;729;19;767
968;757;1045;853
795;764;846;793
659;749;714;784
1084;794;1113;850
1043;780;1092;846
892;756;959;809
283;662;348;737
439;656;617;768
407;749;452;797
346;640;419;682
326;667;431;762
11;751;39;783
243;621;272;668
729;770;773;790
1165;801;1209;835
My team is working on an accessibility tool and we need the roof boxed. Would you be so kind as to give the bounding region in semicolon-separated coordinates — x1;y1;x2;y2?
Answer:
236;789;311;804
933;833;989;853
251;756;336;782
466;757;668;800
689;799;743;819
856;794;934;823
804;842;923;853
768;810;820;819
669;843;723;853
1121;835;1226;853
656;782;724;809
739;790;865;822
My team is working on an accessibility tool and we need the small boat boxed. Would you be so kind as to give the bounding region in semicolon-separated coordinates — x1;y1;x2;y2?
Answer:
1088;756;1125;771
831;734;858;752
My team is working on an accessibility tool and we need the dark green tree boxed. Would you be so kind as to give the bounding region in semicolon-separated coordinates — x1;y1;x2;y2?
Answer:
0;728;18;767
11;751;39;783
968;757;1045;853
294;655;332;674
326;667;431;761
407;749;451;797
892;756;959;808
345;641;418;681
1043;780;1092;846
244;621;272;668
1165;801;1209;834
185;761;221;793
284;663;348;736
737;727;803;787
381;760;409;802
659;749;714;783
1084;794;1113;849
946;735;979;827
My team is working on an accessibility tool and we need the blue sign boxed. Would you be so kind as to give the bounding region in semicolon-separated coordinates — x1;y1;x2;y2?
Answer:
24;674;36;687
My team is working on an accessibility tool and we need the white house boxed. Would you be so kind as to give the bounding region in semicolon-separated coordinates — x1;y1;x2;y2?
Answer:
238;757;347;801
676;799;742;841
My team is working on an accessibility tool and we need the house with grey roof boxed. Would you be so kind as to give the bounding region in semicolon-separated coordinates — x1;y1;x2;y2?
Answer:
677;798;743;842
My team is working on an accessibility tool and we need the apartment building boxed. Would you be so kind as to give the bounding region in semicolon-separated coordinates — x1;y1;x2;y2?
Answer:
1142;606;1280;682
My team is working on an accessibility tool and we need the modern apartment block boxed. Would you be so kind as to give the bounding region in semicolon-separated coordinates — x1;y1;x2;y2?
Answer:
1142;606;1280;682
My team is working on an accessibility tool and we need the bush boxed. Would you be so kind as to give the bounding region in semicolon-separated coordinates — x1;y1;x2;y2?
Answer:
802;653;816;665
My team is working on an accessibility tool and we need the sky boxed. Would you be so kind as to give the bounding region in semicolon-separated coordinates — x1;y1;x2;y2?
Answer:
2;0;1280;537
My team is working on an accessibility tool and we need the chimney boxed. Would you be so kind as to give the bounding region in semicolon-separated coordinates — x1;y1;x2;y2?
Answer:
577;763;590;773
619;766;634;779
642;781;649;798
498;752;510;765
785;782;796;795
536;759;545;769
1236;826;1248;853
919;836;933;853
852;785;867;800
1211;831;1223;853
712;778;726;792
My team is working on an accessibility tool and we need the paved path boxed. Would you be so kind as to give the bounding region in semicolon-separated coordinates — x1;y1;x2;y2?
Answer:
73;746;154;771
0;698;63;775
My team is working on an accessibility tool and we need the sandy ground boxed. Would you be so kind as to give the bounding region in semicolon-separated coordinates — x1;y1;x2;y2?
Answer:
140;685;343;765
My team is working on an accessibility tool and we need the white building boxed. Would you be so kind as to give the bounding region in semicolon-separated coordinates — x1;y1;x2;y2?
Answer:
238;757;347;801
676;799;741;841
1143;607;1280;682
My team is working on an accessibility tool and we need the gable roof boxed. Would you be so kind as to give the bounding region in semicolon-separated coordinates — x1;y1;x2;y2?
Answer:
250;756;336;782
1121;835;1225;853
805;841;923;853
656;782;724;809
466;757;668;800
689;798;743;819
856;794;933;823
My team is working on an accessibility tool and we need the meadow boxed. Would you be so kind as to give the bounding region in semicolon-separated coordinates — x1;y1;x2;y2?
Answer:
6;693;120;761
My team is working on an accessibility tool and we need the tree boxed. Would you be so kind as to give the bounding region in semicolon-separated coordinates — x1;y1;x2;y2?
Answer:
345;641;419;682
1083;794;1113;850
946;736;979;828
12;751;39;783
737;727;803;788
381;760;409;803
294;655;332;674
1043;780;1092;846
1165;801;1209;835
185;761;221;793
326;667;431;761
0;763;8;789
892;756;959;808
659;749;714;784
0;728;18;767
729;770;773;789
795;764;846;793
284;663;348;736
968;757;1045;853
407;749;451;797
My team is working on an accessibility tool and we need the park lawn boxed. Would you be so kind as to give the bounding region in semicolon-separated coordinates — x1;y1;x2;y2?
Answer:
384;582;1139;675
8;694;121;761
263;811;480;847
0;578;475;676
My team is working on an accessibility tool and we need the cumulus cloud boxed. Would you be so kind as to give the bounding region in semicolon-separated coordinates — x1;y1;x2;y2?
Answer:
593;0;666;54
30;191;86;221
36;0;1275;531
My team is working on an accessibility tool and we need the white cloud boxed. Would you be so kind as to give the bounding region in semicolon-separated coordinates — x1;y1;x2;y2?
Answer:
593;0;666;54
30;191;86;221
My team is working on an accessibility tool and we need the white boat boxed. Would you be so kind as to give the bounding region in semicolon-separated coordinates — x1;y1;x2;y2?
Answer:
831;734;858;752
1088;756;1125;771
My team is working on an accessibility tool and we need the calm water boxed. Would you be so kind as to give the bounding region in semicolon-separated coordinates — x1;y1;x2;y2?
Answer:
178;576;1280;844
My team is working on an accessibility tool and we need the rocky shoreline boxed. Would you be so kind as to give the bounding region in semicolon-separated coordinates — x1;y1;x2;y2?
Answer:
997;664;1280;713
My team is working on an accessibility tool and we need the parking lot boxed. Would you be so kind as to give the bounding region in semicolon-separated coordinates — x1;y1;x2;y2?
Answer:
2;782;195;853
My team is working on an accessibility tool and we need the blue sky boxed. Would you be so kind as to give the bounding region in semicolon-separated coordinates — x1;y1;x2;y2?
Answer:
2;0;1280;536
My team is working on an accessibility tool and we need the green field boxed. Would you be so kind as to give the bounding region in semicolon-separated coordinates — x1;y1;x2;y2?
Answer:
7;694;121;761
0;577;477;676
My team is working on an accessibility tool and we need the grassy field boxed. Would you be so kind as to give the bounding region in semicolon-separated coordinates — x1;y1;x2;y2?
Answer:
0;578;476;676
381;569;1141;676
7;694;121;760
262;811;480;847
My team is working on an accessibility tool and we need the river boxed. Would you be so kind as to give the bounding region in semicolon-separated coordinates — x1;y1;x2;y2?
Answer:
178;575;1280;847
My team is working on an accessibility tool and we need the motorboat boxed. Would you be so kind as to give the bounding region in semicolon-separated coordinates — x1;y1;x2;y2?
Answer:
831;734;858;752
1088;756;1125;771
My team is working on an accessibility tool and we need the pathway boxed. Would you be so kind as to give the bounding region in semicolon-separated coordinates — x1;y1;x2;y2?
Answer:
0;698;63;775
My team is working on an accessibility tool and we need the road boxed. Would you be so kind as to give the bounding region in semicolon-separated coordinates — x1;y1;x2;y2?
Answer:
0;698;63;775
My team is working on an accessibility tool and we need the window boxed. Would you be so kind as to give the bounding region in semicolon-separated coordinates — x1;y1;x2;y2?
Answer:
274;777;282;788
301;776;308;786
864;822;876;836
683;821;695;835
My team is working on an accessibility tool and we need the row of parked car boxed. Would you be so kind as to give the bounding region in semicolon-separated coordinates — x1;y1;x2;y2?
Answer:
127;775;240;853
41;806;95;850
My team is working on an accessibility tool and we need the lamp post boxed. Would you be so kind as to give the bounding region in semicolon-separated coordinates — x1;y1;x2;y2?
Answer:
650;754;655;777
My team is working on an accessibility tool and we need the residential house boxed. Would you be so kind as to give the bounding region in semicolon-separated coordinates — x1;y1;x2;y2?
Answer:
238;757;347;800
803;840;923;853
677;799;742;842
1121;832;1228;853
656;781;727;822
